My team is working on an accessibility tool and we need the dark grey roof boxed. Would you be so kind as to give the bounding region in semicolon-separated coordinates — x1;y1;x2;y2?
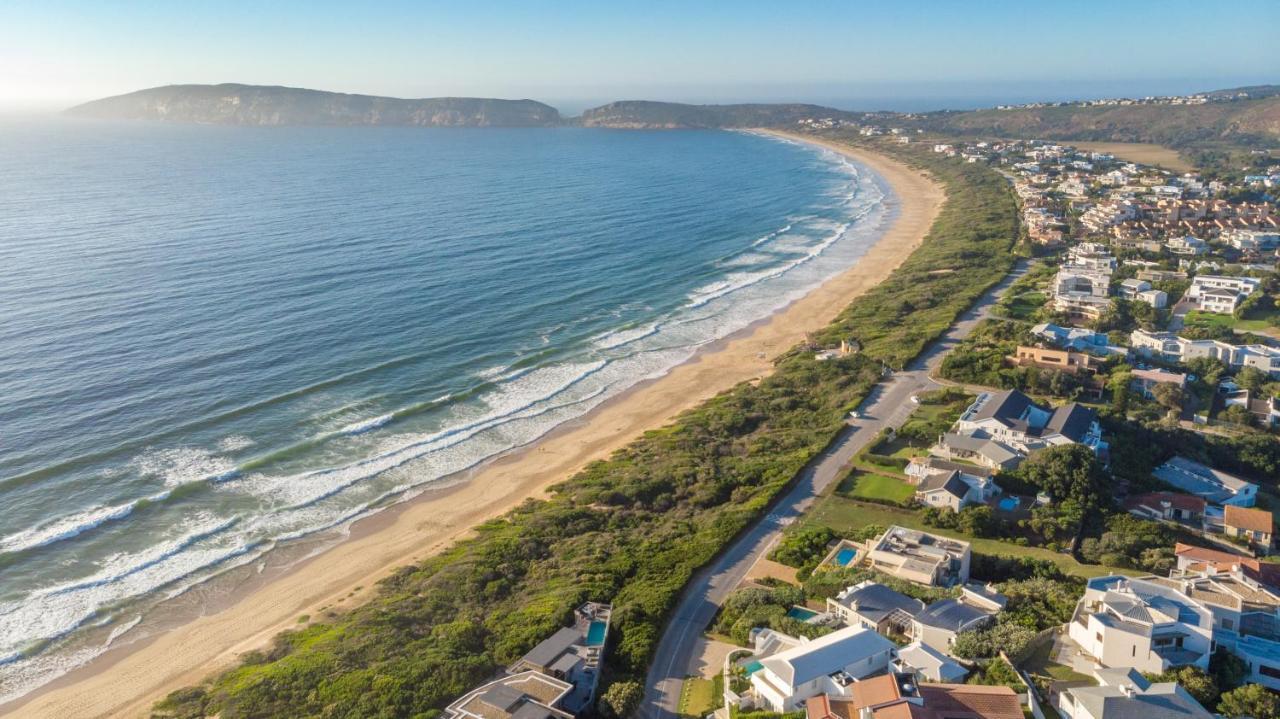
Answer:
1070;682;1212;719
920;458;995;479
916;599;992;631
973;390;1034;424
521;627;583;669
509;702;561;719
838;583;925;623
918;471;969;500
1045;403;1095;442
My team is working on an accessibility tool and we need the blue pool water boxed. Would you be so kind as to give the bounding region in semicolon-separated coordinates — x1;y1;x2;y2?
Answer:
744;660;764;675
586;621;607;646
998;497;1020;511
835;547;858;565
786;606;819;621
0;121;889;702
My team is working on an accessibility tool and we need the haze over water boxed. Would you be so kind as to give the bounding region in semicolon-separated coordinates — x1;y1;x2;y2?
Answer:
0;122;888;700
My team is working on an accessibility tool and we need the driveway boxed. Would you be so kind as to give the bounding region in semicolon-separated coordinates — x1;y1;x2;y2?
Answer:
639;260;1030;719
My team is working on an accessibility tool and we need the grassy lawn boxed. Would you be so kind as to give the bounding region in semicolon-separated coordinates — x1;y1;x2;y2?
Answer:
1022;636;1093;684
1184;309;1280;334
800;494;1134;580
999;291;1047;322
841;470;916;504
866;436;928;461
678;677;717;719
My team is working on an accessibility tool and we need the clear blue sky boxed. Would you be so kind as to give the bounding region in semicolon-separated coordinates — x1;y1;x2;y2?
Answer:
2;0;1277;111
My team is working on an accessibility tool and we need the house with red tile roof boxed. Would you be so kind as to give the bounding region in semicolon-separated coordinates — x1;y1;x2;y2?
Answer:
1123;492;1205;524
1174;543;1280;589
1224;505;1274;554
805;676;1023;719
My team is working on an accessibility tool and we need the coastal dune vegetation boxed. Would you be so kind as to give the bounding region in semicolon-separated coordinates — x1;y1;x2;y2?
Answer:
152;135;1019;719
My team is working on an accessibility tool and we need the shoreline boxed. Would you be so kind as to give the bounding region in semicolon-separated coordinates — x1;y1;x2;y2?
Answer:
6;131;944;718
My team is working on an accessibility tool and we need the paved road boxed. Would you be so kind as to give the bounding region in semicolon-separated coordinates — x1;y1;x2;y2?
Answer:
640;260;1030;719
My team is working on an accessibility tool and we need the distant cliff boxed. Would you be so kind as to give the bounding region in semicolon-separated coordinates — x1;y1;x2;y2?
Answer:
579;101;861;129
65;84;562;127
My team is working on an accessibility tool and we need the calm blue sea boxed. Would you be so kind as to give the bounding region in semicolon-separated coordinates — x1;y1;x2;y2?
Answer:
0;121;889;701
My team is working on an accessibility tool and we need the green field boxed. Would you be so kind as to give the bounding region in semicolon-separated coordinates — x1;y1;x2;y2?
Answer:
841;471;917;504
1184;309;1280;334
678;677;717;718
800;495;1133;579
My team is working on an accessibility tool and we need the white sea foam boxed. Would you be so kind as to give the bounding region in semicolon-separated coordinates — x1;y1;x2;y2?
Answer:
592;322;660;350
339;413;395;435
132;446;238;487
217;435;256;452
0;501;138;555
0;513;242;660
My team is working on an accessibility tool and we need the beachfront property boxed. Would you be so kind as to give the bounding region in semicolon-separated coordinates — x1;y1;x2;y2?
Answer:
1223;505;1274;552
1129;329;1280;377
1067;575;1214;674
1030;323;1126;357
865;526;971;587
1152;456;1257;507
1147;564;1280;640
946;389;1105;463
1051;267;1112;319
748;625;897;712
805;676;1023;719
905;457;1000;513
910;584;1005;654
445;672;575;719
892;641;968;683
931;433;1022;470
1186;274;1261;314
1056;667;1212;719
448;602;612;719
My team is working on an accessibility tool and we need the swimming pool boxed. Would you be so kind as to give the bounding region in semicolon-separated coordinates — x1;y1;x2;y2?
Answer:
786;606;819;621
998;497;1020;511
586;621;607;646
744;660;764;675
835;547;858;565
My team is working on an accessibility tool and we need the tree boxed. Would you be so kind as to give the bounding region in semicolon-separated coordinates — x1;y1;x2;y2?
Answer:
1236;366;1269;394
1151;382;1184;412
1144;666;1217;708
1210;649;1249;691
599;681;644;719
1218;683;1280;719
1019;445;1107;555
1108;368;1133;415
1221;404;1254;428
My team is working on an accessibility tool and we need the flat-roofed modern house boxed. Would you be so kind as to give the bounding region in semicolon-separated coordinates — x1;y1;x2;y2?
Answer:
1057;668;1211;719
1067;576;1214;674
1152;456;1257;507
866;526;971;587
444;672;574;719
1130;330;1280;377
449;602;612;719
750;626;897;712
827;581;924;637
1008;346;1103;376
1186;275;1260;315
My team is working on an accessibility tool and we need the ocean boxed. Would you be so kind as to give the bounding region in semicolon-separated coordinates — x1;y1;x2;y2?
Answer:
0;121;889;702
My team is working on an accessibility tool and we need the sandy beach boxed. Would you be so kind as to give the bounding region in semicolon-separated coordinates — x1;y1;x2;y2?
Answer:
7;132;943;719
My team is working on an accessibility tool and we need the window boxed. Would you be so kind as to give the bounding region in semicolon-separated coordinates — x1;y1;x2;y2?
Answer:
1261;664;1280;680
1223;619;1234;630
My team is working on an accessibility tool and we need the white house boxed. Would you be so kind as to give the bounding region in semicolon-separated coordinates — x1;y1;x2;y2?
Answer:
1186;275;1260;314
1057;668;1211;719
1129;330;1280;377
910;585;1006;655
751;626;897;712
906;457;1000;513
1224;229;1280;251
1031;323;1126;356
1117;278;1151;299
865;526;971;587
892;642;968;683
1136;289;1167;308
952;389;1106;457
1067;576;1214;674
826;581;924;637
1166;236;1208;255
